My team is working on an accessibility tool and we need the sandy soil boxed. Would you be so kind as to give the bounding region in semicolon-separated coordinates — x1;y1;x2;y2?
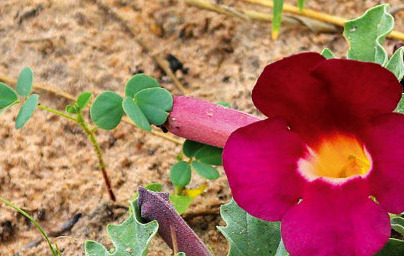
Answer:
0;0;403;255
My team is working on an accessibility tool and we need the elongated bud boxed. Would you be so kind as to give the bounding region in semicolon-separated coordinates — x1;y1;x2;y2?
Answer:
164;96;261;148
138;187;212;256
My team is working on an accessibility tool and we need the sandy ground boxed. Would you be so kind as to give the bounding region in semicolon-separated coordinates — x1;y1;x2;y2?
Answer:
0;0;403;255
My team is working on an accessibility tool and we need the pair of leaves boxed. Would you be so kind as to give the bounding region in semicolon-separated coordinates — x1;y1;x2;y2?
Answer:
66;92;92;114
170;140;222;187
218;199;288;256
90;74;173;131
0;68;38;129
123;74;172;131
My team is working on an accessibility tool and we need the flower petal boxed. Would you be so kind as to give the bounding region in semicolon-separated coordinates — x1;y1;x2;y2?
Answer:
223;119;306;221
252;53;330;140
282;178;390;256
312;59;402;131
363;113;404;213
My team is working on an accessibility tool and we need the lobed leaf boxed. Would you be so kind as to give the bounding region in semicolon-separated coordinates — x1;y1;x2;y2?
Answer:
15;94;38;129
122;97;151;131
125;74;159;98
0;82;18;109
90;91;123;130
344;4;393;65
170;161;192;186
217;199;283;256
386;47;404;81
16;67;33;97
135;87;173;125
84;214;158;256
191;161;219;180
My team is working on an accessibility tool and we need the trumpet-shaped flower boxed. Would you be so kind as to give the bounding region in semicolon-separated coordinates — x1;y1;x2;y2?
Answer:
223;52;404;256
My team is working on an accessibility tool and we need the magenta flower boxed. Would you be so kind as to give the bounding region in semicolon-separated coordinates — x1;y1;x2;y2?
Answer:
223;52;404;256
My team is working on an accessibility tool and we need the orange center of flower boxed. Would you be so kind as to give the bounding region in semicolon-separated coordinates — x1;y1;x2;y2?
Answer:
299;134;371;180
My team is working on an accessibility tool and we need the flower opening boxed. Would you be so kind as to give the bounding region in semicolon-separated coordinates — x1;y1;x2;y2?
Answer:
298;134;371;181
223;52;404;256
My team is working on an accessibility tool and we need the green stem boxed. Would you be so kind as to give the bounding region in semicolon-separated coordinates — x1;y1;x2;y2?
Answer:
0;197;58;256
76;111;116;202
37;104;116;201
37;105;77;122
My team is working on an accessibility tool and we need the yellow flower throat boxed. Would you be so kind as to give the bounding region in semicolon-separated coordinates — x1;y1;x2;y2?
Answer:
299;134;371;179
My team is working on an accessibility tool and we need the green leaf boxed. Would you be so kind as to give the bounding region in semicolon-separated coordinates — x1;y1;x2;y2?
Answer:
84;214;158;256
169;194;193;214
65;105;77;114
177;253;186;256
182;140;205;158
125;74;160;98
191;161;219;180
170;161;192;186
15;94;38;129
344;4;393;65
217;199;282;256
386;47;404;81
297;0;304;11
135;88;173;125
90;91;123;130
394;94;404;114
375;239;404;256
272;0;284;40
216;101;231;108
16;67;33;97
320;48;335;59
0;82;18;109
122;97;151;131
76;92;92;110
195;145;223;165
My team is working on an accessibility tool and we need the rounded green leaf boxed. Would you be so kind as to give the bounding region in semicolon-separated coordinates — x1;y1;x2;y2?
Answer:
76;92;92;110
15;94;39;129
182;140;205;158
90;91;123;130
195;145;223;165
16;67;33;97
135;87;173;125
0;82;18;109
65;105;77;114
125;74;159;98
169;194;194;215
122;97;151;131
191;161;220;180
170;161;192;186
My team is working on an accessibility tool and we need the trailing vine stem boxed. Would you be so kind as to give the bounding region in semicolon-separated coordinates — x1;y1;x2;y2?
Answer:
0;197;60;256
76;111;116;202
38;105;116;202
